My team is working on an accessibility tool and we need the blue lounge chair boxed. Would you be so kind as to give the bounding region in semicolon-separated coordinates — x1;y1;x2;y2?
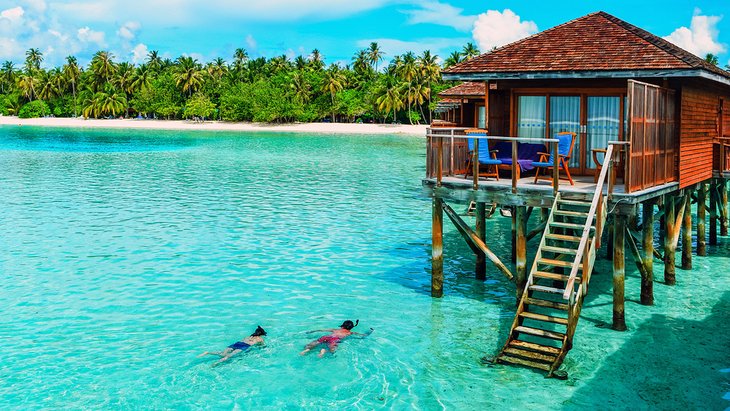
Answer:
464;129;502;180
533;132;577;185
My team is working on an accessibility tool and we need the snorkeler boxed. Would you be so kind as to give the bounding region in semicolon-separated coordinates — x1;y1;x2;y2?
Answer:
300;320;373;358
197;325;267;366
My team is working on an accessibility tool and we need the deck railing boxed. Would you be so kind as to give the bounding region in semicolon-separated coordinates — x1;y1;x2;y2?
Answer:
426;128;561;195
715;137;730;173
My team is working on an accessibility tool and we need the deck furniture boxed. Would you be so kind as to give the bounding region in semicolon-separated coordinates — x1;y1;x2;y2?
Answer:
492;141;546;180
464;129;501;180
533;132;577;186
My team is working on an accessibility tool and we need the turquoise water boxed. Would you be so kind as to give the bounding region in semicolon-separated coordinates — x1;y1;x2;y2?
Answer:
0;126;727;410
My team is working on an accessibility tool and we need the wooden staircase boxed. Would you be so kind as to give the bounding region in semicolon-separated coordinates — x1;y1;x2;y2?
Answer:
492;144;617;378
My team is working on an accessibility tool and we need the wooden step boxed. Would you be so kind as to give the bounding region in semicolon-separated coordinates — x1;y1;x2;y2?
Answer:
557;199;591;207
541;245;577;255
519;311;569;325
545;233;582;242
533;271;582;283
502;347;556;363
550;221;594;231
524;297;569;311
537;258;576;269
514;326;566;340
525;297;570;311
509;340;562;356
553;210;589;218
497;354;551;371
529;284;567;295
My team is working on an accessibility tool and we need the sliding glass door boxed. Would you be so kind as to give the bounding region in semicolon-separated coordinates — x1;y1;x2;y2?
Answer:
586;97;621;168
549;96;581;168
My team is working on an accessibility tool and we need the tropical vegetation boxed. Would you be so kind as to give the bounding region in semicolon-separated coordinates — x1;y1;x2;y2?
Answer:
0;42;484;123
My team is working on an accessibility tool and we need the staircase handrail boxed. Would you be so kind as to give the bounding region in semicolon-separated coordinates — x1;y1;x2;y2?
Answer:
562;142;621;300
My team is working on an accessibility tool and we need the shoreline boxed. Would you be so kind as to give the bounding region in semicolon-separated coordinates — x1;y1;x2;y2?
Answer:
0;116;428;136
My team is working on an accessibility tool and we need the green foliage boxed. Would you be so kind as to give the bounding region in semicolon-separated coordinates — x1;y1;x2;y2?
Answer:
18;100;50;118
184;93;216;119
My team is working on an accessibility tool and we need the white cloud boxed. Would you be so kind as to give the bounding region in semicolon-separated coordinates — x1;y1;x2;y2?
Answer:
22;0;46;13
663;9;726;57
117;21;140;41
472;9;538;51
403;1;477;31
246;34;257;50
77;26;105;47
131;43;148;63
1;6;24;22
0;37;21;60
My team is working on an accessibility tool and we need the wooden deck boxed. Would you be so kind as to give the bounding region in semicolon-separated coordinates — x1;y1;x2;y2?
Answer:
423;174;679;212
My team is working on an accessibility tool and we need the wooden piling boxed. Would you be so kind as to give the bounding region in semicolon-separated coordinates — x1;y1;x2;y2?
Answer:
710;181;718;246
641;200;654;305
515;206;527;300
511;210;516;263
613;214;627;331
540;207;549;223
681;191;692;270
697;183;707;256
606;218;614;260
431;197;444;298
721;179;728;236
475;202;486;281
664;195;676;285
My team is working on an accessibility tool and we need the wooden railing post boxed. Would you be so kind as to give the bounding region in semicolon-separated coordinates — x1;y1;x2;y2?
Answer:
449;130;455;177
552;141;559;195
512;140;518;193
436;135;443;187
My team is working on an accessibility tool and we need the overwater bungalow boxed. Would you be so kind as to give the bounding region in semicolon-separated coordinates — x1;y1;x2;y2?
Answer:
424;11;730;378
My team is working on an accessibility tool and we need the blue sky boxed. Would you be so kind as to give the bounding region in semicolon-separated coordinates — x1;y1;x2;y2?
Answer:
0;0;728;68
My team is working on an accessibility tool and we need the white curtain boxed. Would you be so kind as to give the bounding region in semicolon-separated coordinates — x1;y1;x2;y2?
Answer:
517;96;546;139
587;97;620;168
549;96;581;168
477;106;486;129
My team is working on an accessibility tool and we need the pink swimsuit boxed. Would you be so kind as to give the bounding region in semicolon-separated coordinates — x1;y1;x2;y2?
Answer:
317;335;341;348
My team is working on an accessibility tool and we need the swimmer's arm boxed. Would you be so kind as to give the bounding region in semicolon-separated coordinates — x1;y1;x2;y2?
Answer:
351;328;374;338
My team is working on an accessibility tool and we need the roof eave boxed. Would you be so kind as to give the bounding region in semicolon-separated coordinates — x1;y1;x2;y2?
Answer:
443;69;730;87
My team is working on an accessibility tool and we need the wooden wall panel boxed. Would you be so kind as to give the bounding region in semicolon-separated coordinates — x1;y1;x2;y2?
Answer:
679;85;728;187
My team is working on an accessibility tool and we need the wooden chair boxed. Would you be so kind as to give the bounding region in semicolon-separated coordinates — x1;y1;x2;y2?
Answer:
464;129;502;180
532;132;577;185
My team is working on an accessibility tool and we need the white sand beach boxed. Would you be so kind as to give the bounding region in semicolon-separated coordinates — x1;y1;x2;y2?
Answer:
0;116;428;136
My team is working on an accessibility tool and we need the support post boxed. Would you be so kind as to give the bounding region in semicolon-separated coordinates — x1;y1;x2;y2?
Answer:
710;181;718;246
540;207;549;223
606;218;614;260
664;194;676;285
431;197;444;298
641;200;654;305
613;214;627;331
722;179;728;236
511;210;516;263
697;184;706;256
682;191;692;270
515;206;527;300
475;202;486;281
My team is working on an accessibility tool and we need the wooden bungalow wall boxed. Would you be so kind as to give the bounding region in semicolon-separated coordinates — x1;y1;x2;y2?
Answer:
680;84;730;186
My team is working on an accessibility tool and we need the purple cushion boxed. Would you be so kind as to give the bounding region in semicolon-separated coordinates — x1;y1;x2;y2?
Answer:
492;142;546;171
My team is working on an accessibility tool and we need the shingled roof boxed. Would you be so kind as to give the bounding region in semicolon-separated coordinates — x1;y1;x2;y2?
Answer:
438;82;485;98
443;11;730;84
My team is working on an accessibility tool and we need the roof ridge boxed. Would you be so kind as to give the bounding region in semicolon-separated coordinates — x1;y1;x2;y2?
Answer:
598;12;725;75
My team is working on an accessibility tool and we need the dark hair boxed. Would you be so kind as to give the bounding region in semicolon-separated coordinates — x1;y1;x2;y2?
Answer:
340;319;359;330
251;326;267;337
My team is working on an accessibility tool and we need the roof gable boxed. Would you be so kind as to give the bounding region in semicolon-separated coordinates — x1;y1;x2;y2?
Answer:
444;11;729;81
438;82;485;98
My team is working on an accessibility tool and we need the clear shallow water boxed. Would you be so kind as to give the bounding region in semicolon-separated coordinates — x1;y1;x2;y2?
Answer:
0;126;727;410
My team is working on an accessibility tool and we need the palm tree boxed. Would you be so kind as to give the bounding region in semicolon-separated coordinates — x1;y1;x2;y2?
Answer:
25;48;43;73
17;72;39;101
62;56;81;117
37;69;61;101
418;50;440;122
376;76;404;123
462;42;480;60
83;91;127;118
291;71;311;103
321;65;346;121
705;53;719;66
207;58;227;84
147;50;163;72
89;51;117;91
368;42;384;72
131;64;153;93
444;51;464;69
309;49;324;71
1;61;17;93
233;48;248;79
294;55;308;71
173;56;204;96
352;49;371;79
115;62;136;116
396;52;419;124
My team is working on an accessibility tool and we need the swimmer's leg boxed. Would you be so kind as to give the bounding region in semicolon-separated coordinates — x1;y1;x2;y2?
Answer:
300;340;320;356
213;349;241;366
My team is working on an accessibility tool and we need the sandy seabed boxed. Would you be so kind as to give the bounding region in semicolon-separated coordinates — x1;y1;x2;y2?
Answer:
0;116;428;136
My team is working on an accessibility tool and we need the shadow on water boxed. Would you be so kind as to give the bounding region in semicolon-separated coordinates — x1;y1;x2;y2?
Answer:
565;291;730;410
